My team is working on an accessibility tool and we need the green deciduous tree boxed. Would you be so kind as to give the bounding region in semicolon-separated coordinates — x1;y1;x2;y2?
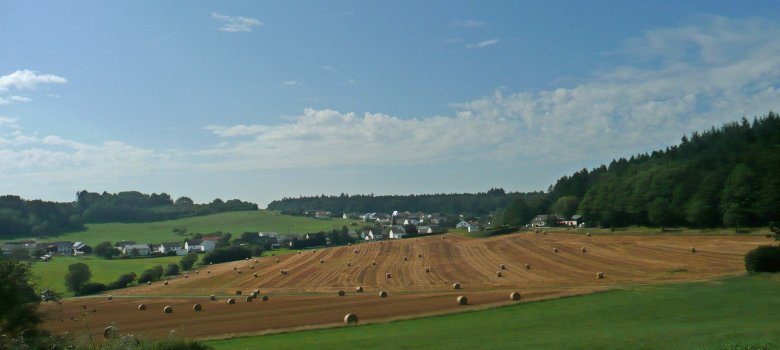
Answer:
64;263;92;295
0;256;42;339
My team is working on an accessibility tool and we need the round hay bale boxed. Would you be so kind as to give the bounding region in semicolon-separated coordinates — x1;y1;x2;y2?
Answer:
581;247;587;253
553;248;559;253
496;271;503;277
378;291;388;298
207;270;211;274
403;256;408;261
253;273;258;277
348;242;352;246
425;267;431;273
346;262;351;267
210;295;216;301
137;304;146;311
185;273;189;278
245;296;253;302
372;261;377;266
596;272;605;279
313;249;318;252
452;282;461;290
499;264;506;270
586;232;592;237
320;259;325;264
441;235;446;239
418;253;422;258
237;270;242;274
147;281;151;286
379;241;383;245
233;266;237;271
82;304;87;309
524;264;531;269
245;257;249;261
163;306;173;314
297;250;301;254
103;326;119;339
107;295;113;300
275;258;280;263
690;247;696;253
543;230;547;235
227;298;235;305
193;304;202;311
456;296;468;305
250;265;255;269
280;269;288;275
355;286;364;293
235;290;242;295
510;291;521;301
196;270;200;274
209;262;213;265
261;295;269;301
254;259;258;263
344;313;358;325
385;272;392;279
338;290;346;297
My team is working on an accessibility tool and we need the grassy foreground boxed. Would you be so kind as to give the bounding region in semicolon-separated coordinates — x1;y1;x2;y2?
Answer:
7;210;355;247
32;255;183;295
205;274;780;350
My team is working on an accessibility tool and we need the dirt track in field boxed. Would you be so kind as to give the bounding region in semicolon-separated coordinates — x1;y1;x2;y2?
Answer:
41;232;769;340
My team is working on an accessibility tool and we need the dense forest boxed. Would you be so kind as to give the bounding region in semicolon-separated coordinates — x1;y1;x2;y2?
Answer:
267;189;548;217
0;191;258;238
519;112;780;228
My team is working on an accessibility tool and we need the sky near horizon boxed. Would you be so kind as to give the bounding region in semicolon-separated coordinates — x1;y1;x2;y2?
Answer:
1;1;780;207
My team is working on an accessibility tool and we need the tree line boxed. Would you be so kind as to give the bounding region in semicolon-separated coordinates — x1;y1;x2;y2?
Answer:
267;188;547;217
0;190;258;238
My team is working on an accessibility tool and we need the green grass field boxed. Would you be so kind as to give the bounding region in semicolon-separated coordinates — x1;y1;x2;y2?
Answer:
32;255;184;296
204;274;780;350
5;210;357;247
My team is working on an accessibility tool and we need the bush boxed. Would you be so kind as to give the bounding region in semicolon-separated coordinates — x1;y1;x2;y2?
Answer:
164;263;180;276
180;252;198;270
202;246;252;265
107;272;137;289
138;265;164;284
745;245;780;273
80;282;107;295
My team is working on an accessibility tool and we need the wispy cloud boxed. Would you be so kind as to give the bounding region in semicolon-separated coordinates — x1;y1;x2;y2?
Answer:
450;20;485;28
466;38;500;49
281;80;301;86
0;70;66;105
212;12;262;32
321;65;334;71
199;16;780;170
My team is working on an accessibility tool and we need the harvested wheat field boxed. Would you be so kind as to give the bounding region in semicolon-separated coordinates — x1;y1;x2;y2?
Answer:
42;232;768;340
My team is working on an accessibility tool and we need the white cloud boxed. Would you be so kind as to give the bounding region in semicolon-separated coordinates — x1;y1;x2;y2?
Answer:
451;20;485;28
281;80;301;86
0;70;66;105
212;12;262;32
321;65;334;71
466;38;500;49
0;70;67;92
200;16;780;170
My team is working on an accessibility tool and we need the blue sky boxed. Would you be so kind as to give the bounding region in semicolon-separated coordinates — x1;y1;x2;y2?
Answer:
1;1;780;206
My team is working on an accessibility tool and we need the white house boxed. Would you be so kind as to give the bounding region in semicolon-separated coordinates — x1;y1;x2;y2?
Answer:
403;218;420;225
363;230;384;241
123;244;151;256
388;226;407;239
467;224;482;233
158;242;182;254
49;241;74;255
185;238;217;253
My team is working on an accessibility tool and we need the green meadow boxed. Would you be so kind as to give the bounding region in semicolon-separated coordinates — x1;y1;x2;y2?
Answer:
32;255;184;296
205;274;780;350
6;210;356;247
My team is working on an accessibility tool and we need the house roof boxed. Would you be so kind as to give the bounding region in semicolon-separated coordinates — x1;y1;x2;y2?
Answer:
49;241;73;248
115;240;136;247
572;215;583;220
124;244;150;250
160;242;181;248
